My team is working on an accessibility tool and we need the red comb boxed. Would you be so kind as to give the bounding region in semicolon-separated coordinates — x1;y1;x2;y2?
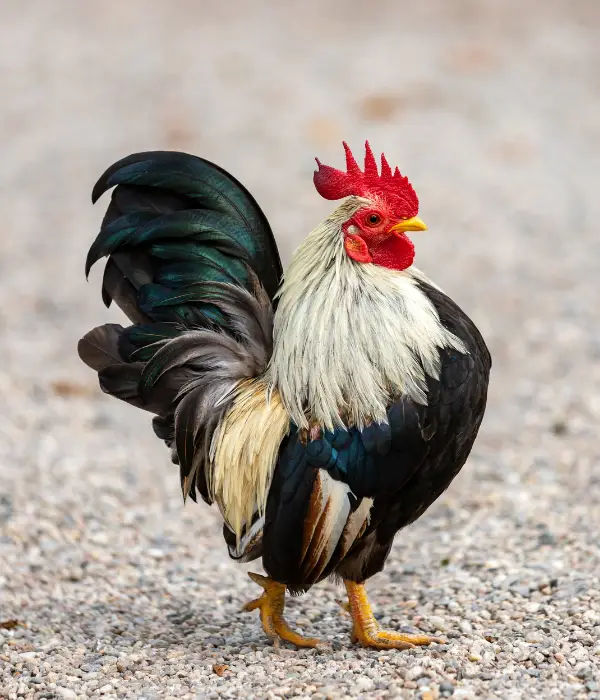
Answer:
313;141;418;217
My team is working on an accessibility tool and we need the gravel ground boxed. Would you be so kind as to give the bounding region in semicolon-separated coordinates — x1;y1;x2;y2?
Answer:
1;1;600;698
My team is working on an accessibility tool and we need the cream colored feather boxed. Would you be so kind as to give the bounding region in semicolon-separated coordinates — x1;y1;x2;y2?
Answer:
210;378;289;538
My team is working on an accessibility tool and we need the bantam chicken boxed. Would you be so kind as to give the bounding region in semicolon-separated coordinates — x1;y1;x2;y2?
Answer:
79;142;491;650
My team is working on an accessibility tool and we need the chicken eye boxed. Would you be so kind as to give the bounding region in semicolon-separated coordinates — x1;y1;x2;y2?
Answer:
366;213;382;227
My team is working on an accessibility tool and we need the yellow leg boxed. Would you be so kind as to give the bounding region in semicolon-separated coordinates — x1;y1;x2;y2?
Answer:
343;580;444;650
242;572;321;648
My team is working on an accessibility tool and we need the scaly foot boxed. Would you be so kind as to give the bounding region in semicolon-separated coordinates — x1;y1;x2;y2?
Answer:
343;580;445;650
242;572;321;648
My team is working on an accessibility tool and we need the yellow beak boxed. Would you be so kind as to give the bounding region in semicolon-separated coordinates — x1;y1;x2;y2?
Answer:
389;216;428;233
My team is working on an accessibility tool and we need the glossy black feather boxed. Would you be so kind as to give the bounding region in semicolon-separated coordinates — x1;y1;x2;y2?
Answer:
118;322;181;362
174;387;203;486
101;258;151;323
108;184;192;217
77;324;125;371
86;212;157;277
110;251;154;292
91;151;282;299
263;430;319;588
98;363;147;410
80;151;278;509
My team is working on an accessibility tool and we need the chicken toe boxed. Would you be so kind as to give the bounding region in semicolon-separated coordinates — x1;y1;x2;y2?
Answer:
242;572;321;649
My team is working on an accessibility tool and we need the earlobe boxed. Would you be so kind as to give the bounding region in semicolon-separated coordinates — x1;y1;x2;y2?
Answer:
344;234;372;263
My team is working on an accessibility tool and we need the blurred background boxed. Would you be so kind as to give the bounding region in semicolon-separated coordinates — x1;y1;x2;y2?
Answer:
1;0;599;696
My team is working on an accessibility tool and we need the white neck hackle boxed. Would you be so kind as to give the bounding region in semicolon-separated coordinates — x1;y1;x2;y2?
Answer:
268;197;466;430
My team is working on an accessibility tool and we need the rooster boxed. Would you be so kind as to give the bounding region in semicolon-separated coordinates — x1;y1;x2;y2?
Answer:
79;142;491;650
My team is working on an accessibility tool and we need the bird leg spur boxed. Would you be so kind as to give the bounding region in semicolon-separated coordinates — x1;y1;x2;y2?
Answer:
342;580;445;650
242;572;322;648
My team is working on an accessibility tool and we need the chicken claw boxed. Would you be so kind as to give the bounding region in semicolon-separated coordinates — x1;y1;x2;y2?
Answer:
343;580;445;650
242;572;321;648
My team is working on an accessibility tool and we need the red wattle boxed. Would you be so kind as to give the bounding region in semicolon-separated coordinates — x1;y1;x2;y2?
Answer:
369;232;415;271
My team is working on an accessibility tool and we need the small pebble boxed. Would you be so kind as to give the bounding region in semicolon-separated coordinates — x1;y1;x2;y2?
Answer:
429;616;446;631
55;690;77;700
405;666;425;681
458;621;473;634
525;631;544;643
